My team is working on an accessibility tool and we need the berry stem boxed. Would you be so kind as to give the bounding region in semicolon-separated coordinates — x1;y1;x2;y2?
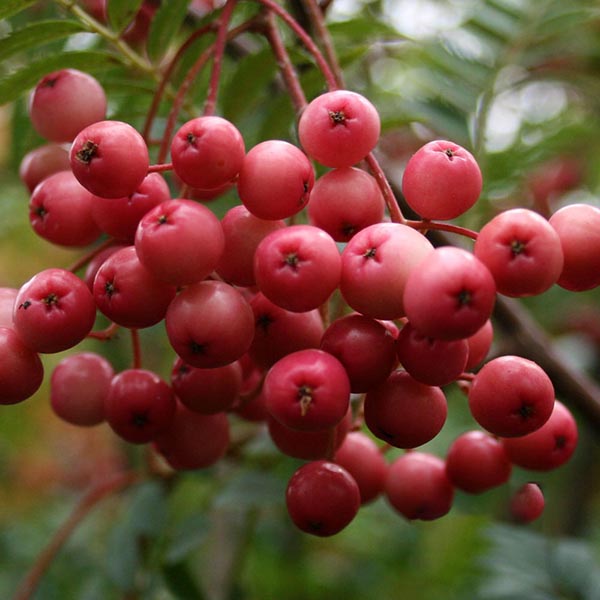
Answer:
204;0;238;116
263;11;307;114
87;322;120;341
407;219;479;241
131;328;142;370
14;471;139;600
365;153;406;225
66;237;117;274
147;162;173;173
252;0;338;90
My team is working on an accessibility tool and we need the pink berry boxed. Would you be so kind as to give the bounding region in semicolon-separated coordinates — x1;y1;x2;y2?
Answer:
509;482;545;523
70;120;149;199
29;69;107;143
385;452;454;521
170;116;245;190
298;90;380;168
19;144;70;192
468;356;555;438
402;140;482;220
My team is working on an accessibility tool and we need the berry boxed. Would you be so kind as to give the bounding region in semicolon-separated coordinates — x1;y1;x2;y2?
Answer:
298;90;380;168
286;460;360;536
19;144;70;193
29;69;107;143
263;349;351;432
401;140;482;220
468;356;555;438
170;116;245;190
385;452;454;521
70;120;149;199
509;482;545;523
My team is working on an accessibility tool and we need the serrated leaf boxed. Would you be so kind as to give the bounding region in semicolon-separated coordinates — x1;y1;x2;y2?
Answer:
0;0;37;21
0;51;123;105
147;0;190;63
0;20;87;64
163;561;207;600
107;0;144;34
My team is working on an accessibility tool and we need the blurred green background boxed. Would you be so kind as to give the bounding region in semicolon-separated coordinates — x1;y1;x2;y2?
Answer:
2;0;600;598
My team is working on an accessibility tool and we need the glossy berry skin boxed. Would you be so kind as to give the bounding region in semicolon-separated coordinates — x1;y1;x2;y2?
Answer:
29;69;107;143
105;369;176;444
249;293;324;369
385;452;454;521
0;287;18;329
510;483;545;523
13;268;96;353
307;167;385;241
83;243;128;291
50;352;114;426
334;431;389;504
237;140;314;220
549;203;600;291
395;321;469;386
445;431;512;494
153;402;230;470
468;356;555;438
165;280;254;368
298;90;380;168
254;225;341;312
216;205;286;287
0;327;44;405
91;173;171;242
501;400;578;471
320;313;397;393
403;246;496;340
364;370;447;449
286;460;361;537
170;116;245;190
29;170;102;247
340;222;434;320
19;143;70;192
93;246;177;329
401;140;482;220
70;120;149;199
170;357;242;415
474;208;564;297
267;408;352;460
135;198;225;286
263;349;351;432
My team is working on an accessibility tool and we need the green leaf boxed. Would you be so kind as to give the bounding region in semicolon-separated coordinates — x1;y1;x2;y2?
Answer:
147;0;190;64
0;20;87;64
0;0;37;21
163;561;207;600
165;513;209;564
213;470;285;511
105;518;140;591
126;480;168;537
0;51;123;105
107;0;144;34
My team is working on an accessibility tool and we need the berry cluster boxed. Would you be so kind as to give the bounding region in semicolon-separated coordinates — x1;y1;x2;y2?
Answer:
6;47;591;538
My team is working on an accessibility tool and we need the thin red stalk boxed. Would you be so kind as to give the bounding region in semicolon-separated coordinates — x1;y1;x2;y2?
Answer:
14;471;139;600
66;237;116;274
253;0;338;90
130;328;142;369
204;0;238;116
158;19;257;163
87;322;120;341
407;219;478;241
300;0;344;88
263;11;307;114
364;153;406;224
142;23;215;140
147;162;173;173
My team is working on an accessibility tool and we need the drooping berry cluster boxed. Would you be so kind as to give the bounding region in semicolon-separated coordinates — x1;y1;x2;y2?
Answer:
5;48;591;539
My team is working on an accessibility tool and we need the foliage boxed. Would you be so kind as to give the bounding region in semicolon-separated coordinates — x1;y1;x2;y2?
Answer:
2;0;600;598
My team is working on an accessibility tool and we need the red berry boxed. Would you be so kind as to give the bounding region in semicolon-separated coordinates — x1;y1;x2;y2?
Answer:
286;460;361;536
509;482;545;523
298;90;380;168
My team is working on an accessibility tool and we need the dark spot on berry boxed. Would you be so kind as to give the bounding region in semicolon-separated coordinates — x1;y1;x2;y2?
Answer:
131;411;149;428
517;404;534;419
75;140;98;164
555;435;566;449
42;76;59;88
510;239;526;256
298;385;313;416
105;281;115;297
328;110;346;125
34;205;47;218
364;247;377;259
186;132;196;145
190;341;206;354
284;253;299;270
257;313;273;333
158;214;168;225
444;148;455;160
341;223;356;238
43;293;59;307
457;289;471;306
19;300;31;310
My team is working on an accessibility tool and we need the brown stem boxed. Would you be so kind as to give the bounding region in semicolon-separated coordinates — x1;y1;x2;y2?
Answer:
253;0;338;90
365;153;406;224
263;11;307;114
13;471;139;600
300;0;344;88
204;0;238;116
